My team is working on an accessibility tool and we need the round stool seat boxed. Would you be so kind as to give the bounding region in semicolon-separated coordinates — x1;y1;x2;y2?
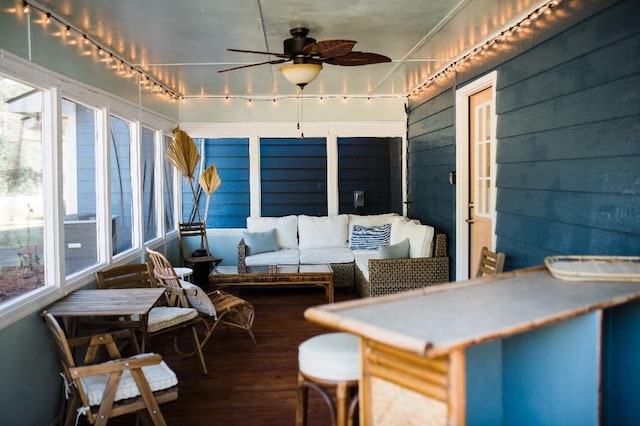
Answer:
298;332;360;382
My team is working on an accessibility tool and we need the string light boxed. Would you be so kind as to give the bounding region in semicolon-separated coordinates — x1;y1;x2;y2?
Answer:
15;1;183;100
408;0;563;99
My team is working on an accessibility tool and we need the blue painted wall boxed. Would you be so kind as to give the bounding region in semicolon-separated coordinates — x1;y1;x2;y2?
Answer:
260;137;328;217
407;0;640;277
337;137;403;215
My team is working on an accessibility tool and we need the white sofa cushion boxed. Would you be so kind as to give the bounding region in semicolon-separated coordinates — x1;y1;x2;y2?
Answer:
348;213;397;242
246;248;299;266
247;215;298;249
299;247;354;264
353;250;378;281
390;218;434;258
298;215;349;250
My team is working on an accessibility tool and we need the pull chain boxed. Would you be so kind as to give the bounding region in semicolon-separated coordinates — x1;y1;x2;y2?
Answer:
297;87;304;138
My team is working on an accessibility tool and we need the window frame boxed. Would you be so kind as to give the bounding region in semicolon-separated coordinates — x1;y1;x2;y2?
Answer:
0;52;178;329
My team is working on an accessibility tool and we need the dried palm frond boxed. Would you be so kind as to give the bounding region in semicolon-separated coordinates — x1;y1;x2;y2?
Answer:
199;165;221;196
167;127;200;179
199;165;222;226
168;127;202;222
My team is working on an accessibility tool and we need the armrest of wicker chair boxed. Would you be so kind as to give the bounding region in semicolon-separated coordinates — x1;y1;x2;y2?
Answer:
237;239;248;273
356;231;450;297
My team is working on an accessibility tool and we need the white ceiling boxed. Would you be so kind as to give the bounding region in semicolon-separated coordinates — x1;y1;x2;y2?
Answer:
37;0;545;99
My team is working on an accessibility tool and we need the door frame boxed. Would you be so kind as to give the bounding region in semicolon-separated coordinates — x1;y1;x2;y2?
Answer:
454;71;497;281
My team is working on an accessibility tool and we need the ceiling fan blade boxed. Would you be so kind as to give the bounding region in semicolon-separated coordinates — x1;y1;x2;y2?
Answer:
218;59;289;73
227;48;289;59
303;40;356;57
322;51;391;66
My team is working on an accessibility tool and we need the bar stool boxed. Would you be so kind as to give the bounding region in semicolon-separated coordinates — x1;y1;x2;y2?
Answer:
296;332;360;426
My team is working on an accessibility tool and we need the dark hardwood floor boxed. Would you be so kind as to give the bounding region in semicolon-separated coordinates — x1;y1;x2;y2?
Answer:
108;286;359;426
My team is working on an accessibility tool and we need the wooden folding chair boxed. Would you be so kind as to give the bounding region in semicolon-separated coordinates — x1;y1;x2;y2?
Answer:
178;222;222;271
476;246;506;278
146;248;257;349
96;263;209;374
42;312;178;426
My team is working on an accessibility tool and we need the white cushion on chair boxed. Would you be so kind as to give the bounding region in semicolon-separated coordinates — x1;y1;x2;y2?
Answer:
298;332;360;382
147;306;198;332
80;353;178;406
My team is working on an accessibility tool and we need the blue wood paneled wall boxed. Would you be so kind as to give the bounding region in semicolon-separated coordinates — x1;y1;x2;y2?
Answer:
260;137;327;217
337;137;403;215
407;0;640;276
183;138;250;228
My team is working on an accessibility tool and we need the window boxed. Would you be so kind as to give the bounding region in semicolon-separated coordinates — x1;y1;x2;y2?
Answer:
61;98;100;275
0;77;45;303
109;114;134;255
141;127;157;242
163;134;175;232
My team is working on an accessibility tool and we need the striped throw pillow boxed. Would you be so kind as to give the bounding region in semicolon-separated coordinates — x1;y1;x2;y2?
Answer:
349;224;391;250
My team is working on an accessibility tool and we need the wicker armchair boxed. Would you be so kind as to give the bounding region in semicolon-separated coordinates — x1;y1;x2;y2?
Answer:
355;231;450;297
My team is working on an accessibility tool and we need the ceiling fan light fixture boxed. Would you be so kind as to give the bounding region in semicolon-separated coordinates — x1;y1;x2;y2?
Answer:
279;62;322;89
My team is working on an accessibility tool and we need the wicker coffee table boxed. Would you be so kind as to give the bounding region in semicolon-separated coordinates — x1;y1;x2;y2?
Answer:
209;264;334;303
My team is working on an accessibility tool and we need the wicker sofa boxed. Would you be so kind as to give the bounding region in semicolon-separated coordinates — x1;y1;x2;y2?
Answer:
236;214;450;296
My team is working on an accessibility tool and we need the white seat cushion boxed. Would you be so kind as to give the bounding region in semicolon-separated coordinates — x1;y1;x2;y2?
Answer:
299;332;360;381
353;250;378;281
245;248;299;266
299;247;354;264
147;306;198;333
80;353;178;406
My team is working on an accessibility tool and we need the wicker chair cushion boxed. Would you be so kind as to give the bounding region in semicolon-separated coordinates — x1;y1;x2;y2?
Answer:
353;250;378;281
299;247;354;264
80;353;178;406
245;248;299;266
247;215;298;249
298;333;360;381
147;306;198;332
181;281;216;317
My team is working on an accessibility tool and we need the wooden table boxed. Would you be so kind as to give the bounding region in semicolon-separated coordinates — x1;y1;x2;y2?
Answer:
304;266;640;425
45;288;165;317
210;264;335;303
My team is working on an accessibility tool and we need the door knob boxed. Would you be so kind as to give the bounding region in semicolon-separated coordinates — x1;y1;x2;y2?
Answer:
466;218;475;224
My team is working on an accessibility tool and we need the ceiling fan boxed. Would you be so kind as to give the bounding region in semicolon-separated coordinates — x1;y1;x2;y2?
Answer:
218;27;391;88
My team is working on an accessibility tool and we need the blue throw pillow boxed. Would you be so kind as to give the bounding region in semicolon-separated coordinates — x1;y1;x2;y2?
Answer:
349;224;391;250
242;228;279;255
378;238;410;259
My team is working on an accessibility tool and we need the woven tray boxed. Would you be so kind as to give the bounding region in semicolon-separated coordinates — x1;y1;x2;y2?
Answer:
545;256;640;282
